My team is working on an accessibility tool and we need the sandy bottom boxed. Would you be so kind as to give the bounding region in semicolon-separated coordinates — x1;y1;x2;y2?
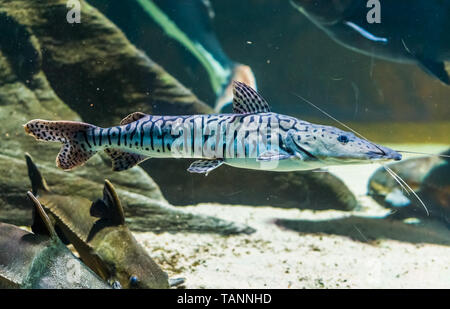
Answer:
134;144;450;289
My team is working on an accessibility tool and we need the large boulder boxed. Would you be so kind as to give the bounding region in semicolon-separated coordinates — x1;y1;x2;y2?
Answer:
368;150;450;226
143;159;357;211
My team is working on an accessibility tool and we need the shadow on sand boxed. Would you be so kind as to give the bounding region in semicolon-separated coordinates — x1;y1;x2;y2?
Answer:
274;215;450;246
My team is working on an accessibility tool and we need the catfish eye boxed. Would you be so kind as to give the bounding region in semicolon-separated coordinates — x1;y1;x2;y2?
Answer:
337;135;349;144
129;276;139;286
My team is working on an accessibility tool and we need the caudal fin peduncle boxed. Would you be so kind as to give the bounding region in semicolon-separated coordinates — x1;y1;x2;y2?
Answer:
24;119;98;170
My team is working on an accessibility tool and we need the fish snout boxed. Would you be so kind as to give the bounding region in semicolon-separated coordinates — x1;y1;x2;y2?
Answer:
367;144;402;161
379;146;402;161
392;152;402;161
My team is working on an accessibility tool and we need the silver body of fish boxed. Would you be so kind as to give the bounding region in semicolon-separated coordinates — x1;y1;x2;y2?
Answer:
24;82;401;175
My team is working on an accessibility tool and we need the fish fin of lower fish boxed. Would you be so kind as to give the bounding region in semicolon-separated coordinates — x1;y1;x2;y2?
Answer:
90;180;126;226
24;153;50;195
120;112;149;125
416;57;450;85
54;224;71;245
104;148;149;172
24;120;98;170
232;81;270;114
169;277;186;287
257;150;292;162
27;191;57;240
187;159;224;175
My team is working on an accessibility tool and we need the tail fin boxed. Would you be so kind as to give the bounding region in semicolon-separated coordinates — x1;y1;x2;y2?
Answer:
25;153;50;195
24;119;98;170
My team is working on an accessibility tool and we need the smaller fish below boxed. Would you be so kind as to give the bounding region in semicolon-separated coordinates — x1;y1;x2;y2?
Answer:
291;0;450;85
0;192;110;289
25;154;184;289
368;149;450;227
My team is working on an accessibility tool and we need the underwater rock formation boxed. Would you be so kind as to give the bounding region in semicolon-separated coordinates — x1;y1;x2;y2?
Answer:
143;159;357;210
0;0;253;235
0;0;212;127
368;150;450;226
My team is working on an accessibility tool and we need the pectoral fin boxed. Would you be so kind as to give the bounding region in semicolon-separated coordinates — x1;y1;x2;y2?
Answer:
256;150;292;162
187;159;224;175
416;57;450;85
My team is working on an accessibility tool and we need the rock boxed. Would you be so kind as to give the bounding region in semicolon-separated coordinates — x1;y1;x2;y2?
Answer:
275;215;450;245
0;0;253;235
143;159;358;211
368;150;450;226
3;0;212;127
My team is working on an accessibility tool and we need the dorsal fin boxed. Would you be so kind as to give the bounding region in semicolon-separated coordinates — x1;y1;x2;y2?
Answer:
28;191;57;239
25;153;50;195
120;112;148;125
90;180;125;225
232;81;270;114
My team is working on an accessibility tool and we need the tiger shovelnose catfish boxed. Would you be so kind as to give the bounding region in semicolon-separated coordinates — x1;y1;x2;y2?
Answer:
24;154;179;289
24;81;401;175
0;192;110;289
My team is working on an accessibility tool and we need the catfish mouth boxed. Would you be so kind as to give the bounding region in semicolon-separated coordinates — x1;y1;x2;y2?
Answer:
366;144;402;161
291;141;319;161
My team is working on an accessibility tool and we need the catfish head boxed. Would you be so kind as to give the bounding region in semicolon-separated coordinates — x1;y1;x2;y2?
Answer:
290;0;355;25
285;123;402;166
90;180;170;289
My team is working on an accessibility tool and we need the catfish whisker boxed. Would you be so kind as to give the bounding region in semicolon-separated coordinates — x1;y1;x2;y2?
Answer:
382;165;409;195
382;165;429;216
395;150;450;159
291;92;369;140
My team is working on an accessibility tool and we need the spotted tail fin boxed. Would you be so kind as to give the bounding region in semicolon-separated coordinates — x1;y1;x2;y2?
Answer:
24;119;98;170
